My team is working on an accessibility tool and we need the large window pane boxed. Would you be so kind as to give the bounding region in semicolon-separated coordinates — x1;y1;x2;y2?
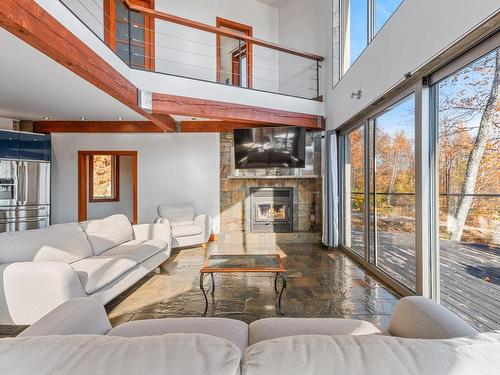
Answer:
348;0;368;66
343;126;365;256
373;94;416;290
436;47;500;331
375;0;402;34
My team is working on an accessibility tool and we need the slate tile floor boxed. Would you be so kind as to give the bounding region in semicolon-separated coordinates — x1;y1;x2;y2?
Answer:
0;242;401;338
105;242;400;328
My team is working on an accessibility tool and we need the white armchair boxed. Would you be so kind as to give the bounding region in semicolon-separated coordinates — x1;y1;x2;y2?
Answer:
156;204;212;249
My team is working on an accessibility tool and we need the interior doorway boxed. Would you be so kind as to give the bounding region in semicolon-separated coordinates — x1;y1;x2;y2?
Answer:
216;17;253;88
78;151;137;223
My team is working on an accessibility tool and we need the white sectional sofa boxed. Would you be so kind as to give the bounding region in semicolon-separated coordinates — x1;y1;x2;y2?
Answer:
1;296;498;375
0;214;171;325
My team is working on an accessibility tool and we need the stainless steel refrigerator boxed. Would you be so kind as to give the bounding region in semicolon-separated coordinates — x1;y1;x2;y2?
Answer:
0;160;50;232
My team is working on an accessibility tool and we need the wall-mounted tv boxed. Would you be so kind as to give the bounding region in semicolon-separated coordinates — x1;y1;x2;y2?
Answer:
234;127;306;169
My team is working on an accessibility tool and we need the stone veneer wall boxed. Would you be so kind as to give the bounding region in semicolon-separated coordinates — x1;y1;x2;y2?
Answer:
219;132;322;244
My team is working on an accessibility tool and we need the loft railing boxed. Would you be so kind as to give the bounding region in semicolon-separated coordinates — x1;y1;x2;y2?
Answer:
60;0;324;100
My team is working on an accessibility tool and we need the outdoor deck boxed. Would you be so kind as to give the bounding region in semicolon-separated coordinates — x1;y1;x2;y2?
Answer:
352;230;500;331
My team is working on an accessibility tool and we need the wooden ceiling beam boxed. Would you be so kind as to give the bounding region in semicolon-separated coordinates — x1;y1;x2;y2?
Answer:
0;0;174;131
33;120;310;133
153;93;324;129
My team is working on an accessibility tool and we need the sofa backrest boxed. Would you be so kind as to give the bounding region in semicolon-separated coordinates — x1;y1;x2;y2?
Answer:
80;214;134;255
242;332;500;375
0;223;93;264
0;334;241;375
157;203;195;222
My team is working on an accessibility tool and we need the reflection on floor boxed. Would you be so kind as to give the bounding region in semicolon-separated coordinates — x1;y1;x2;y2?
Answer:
105;242;400;327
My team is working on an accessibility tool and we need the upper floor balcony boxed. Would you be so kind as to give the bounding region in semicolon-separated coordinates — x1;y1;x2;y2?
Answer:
60;0;324;101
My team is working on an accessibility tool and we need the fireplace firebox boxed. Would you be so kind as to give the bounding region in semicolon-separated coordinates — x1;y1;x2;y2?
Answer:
250;187;293;232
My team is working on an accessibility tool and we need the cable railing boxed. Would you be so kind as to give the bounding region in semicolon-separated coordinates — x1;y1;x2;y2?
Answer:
60;0;324;100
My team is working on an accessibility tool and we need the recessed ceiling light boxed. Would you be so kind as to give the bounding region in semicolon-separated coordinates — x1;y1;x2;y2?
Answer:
116;117;123;121
80;117;87;120
43;116;50;120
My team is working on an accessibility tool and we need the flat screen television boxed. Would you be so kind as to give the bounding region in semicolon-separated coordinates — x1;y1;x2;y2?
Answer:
234;127;306;169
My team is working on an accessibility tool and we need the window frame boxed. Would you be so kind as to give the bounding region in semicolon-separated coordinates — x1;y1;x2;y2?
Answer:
340;0;404;75
88;154;120;203
216;17;253;88
104;0;155;71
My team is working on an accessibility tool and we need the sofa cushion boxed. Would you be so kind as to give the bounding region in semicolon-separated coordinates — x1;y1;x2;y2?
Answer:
242;332;500;375
172;224;203;238
71;255;137;294
71;239;165;294
0;223;93;264
80;214;134;255
0;334;241;375
101;239;167;261
108;317;249;352
171;220;196;227
158;203;195;222
248;318;383;345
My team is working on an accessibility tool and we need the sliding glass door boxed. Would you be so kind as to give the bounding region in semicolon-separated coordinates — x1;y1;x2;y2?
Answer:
339;34;499;331
432;46;499;330
342;126;366;257
371;95;416;290
340;94;416;292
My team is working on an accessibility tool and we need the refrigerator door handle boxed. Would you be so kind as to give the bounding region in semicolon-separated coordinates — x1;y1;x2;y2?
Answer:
23;161;28;205
16;161;23;206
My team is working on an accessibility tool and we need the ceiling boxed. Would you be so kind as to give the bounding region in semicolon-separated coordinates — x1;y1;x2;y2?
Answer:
0;27;145;122
255;0;289;8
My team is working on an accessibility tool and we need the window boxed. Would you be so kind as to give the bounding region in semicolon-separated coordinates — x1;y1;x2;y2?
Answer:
89;155;120;202
338;35;499;330
340;94;416;291
371;94;416;290
342;125;366;257
341;0;402;72
216;17;253;88
432;46;499;330
104;0;155;70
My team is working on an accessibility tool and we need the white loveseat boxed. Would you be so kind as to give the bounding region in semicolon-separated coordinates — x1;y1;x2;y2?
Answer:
1;296;498;374
0;214;171;325
156;203;212;248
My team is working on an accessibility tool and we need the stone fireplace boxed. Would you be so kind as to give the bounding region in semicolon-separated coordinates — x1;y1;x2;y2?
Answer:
250;187;294;232
219;132;322;244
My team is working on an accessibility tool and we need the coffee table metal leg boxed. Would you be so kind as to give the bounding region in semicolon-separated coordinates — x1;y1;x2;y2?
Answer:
199;273;208;316
277;272;286;315
274;272;279;293
210;272;215;296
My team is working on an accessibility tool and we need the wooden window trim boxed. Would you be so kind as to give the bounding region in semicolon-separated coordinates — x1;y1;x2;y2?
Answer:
104;0;155;71
89;154;120;203
78;151;138;224
216;17;253;88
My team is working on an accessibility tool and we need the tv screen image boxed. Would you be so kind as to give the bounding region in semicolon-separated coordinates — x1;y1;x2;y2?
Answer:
234;127;306;169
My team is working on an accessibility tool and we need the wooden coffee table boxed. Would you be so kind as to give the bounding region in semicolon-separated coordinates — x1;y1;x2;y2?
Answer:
199;254;286;316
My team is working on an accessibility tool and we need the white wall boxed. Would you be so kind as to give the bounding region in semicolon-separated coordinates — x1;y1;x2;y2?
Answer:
87;155;134;221
325;0;500;129
277;0;327;98
51;133;221;232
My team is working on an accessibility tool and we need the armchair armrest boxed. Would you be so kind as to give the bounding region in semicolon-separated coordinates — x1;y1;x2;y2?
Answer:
388;296;478;339
19;297;111;337
0;261;86;325
194;214;213;243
